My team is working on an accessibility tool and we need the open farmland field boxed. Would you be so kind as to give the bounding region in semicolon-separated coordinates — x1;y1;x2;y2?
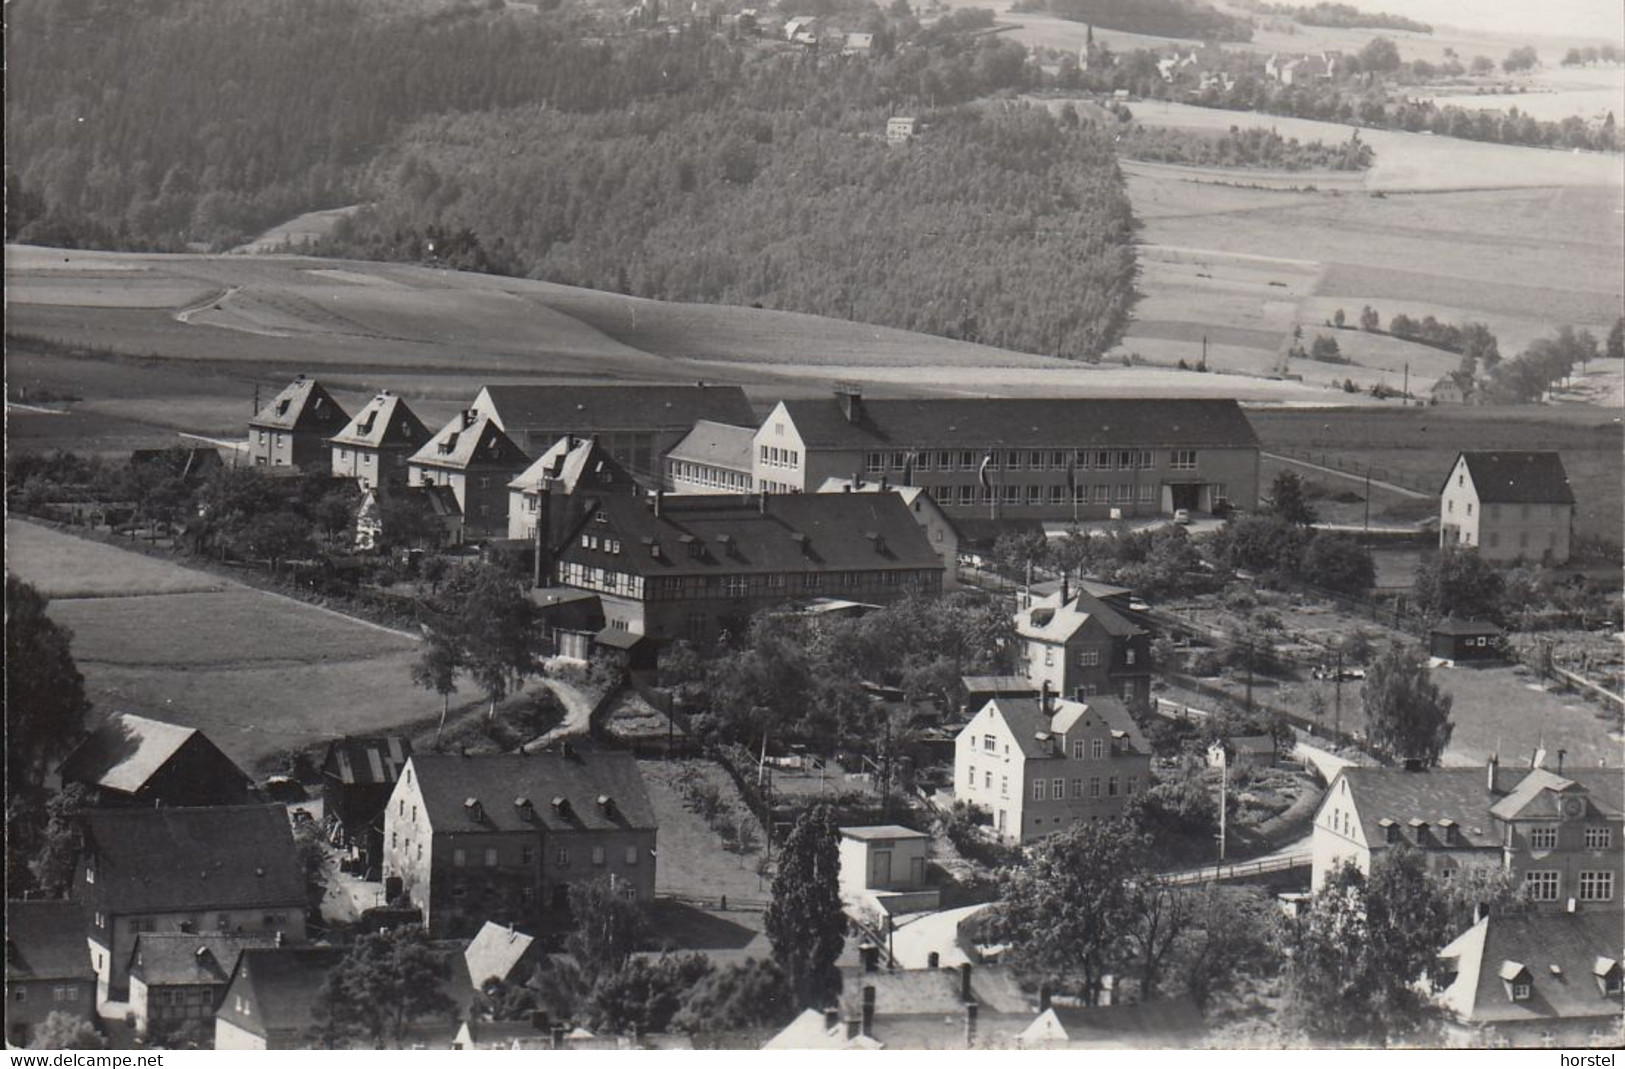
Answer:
1248;405;1625;543
6;519;434;772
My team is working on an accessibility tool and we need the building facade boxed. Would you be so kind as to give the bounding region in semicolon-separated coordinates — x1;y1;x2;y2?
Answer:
1014;585;1151;709
546;490;944;646
383;752;658;938
471;384;755;484
328;391;431;490
954;692;1152;844
5;900;97;1047
1311;762;1623;907
249;376;351;471
127;933;276;1039
753;390;1260;523
72;806;307;1003
816;477;961;589
407;410;531;539
666;421;757;495
508;435;641;542
1439;451;1575;563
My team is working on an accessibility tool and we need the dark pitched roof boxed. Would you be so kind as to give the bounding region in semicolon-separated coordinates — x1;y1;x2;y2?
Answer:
779;397;1259;451
1452;452;1575;505
665;421;756;470
81;805;307;914
478;385;755;433
322;736;413;787
410;412;529;471
509;436;640;495
250;377;350;433
559;492;943;578
58;712;248;796
1017;590;1142;643
327;392;429;450
231;946;348;1034
5;900;94;983
1438;912;1625;1025
983;696;1149;760
1042;995;1205;1046
1430;618;1503;637
129;932;278;987
1336;767;1623;852
960;676;1039;698
409;751;658;835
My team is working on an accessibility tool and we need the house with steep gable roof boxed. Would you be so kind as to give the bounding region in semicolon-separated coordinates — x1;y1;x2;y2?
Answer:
56;711;255;809
1432;911;1625;1047
72;805;308;1002
249;376;350;471
508;434;641;543
383;751;658;938
955;690;1151;843
328;390;430;490
127;932;278;1038
1439;451;1575;563
408;409;530;539
1312;759;1623;906
463;920;538;990
5;900;96;1047
1014;583;1151;709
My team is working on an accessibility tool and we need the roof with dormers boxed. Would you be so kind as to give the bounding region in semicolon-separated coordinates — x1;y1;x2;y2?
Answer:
327;392;430;450
969;696;1148;761
407;751;656;835
1016;589;1141;643
410;412;529;471
249;376;350;433
1436;912;1625;1026
509;435;639;495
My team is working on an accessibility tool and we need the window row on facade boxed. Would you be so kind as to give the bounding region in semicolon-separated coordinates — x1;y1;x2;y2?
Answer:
556;561;936;600
964;768;1140;800
669;462;751;490
758;445;801;468
1524;869;1614;902
863;448;1201;473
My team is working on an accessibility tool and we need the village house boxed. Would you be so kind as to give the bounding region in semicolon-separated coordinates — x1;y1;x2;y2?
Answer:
5;900;97;1047
327;390;430;490
955;689;1152;844
842;31;874;55
1013;583;1152;709
320;736;413;875
55;712;255;809
753;389;1259;528
508;435;640;543
1439;451;1575;563
545;490;943;646
665;421;757;495
126;932;277;1039
1311;760;1623;905
1430;376;1469;405
816;475;961;589
383;751;658;938
407;409;531;540
249;376;351;471
354;483;463;550
765;956;1042;1049
886;117;918;144
1207;733;1278;770
463;920;539;990
1431;911;1625;1047
469;383;755;484
837;826;939;917
72;805;308;1003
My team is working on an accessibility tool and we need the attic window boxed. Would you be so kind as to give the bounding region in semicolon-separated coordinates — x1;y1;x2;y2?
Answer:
1031;609;1054;627
276;399;291;416
1438;819;1459;845
440;432;459;455
1380;818;1399;844
1500;961;1532;1001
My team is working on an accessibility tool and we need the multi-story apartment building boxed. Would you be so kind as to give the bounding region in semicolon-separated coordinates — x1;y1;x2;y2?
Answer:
248;376;351;471
383;751;657;938
752;389;1260;523
507;435;640;543
954;689;1152;844
545;490;943;646
72;806;307;1003
1312;760;1623;907
815;476;960;589
328;390;431;490
470;384;756;483
1439;451;1575;563
407;410;531;539
1014;584;1151;709
666;421;757;495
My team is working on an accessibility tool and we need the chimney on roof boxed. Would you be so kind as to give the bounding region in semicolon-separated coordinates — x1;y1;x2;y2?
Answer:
927;952;940;969
835;386;863;423
1487;754;1500;795
963;1002;979;1048
464;797;485;822
823;1006;840;1031
1039;983;1052;1012
859;943;880;973
1557;748;1566;774
959;962;973;1002
1061;573;1071;605
860;985;876;1038
1039;679;1054;718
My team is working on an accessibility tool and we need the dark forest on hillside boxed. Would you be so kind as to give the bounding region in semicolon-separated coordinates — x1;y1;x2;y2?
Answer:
6;0;1138;359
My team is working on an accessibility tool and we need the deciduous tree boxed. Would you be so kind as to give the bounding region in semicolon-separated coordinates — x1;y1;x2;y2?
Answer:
1413;547;1506;624
312;926;456;1047
565;877;651;983
765;805;846;1007
6;576;92;792
1362;643;1453;767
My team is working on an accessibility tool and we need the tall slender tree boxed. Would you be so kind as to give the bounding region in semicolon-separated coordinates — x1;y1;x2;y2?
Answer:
6;576;92;791
765;805;846;1008
1362;644;1454;768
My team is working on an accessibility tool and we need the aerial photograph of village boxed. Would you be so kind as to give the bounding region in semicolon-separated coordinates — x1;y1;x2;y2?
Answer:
3;0;1622;1054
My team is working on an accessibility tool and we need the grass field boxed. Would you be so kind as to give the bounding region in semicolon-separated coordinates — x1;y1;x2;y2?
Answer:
6;518;435;772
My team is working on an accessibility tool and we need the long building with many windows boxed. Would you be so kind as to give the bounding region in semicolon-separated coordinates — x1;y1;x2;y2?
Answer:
752;389;1260;522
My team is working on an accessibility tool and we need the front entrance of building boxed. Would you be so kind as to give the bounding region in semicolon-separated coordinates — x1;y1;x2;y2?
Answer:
1166;482;1201;512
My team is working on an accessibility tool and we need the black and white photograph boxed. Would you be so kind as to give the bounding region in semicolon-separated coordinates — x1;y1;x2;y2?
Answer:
4;0;1622;1053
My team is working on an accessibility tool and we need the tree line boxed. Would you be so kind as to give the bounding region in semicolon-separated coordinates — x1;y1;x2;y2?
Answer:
1012;0;1254;41
1112;123;1373;171
1237;0;1432;34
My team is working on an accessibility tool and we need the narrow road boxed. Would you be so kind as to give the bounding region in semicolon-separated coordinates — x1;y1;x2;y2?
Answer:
1262;451;1431;501
523;670;598;752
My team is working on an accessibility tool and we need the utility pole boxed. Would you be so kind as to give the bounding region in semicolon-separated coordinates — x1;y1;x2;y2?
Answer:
1363;469;1372;545
1403;362;1410;400
1244;637;1254;713
1216;747;1228;863
1333;647;1343;745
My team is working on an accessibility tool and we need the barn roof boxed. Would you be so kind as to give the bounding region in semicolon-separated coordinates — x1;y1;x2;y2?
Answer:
322;736;413;787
